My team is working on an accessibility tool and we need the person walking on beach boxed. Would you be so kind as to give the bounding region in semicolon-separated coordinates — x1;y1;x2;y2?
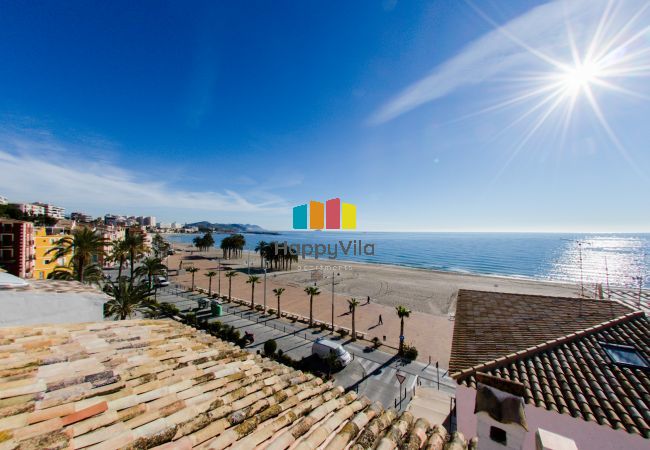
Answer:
378;314;383;325
367;295;370;305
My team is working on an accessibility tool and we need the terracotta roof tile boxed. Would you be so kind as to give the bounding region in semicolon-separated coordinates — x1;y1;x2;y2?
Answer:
451;290;649;438
0;319;470;449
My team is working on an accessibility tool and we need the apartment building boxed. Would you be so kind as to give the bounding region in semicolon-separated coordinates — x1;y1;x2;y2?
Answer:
70;211;94;222
11;203;45;216
33;202;66;219
0;219;35;278
33;226;73;280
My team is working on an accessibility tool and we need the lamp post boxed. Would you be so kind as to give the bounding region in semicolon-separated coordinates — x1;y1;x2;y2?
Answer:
263;266;268;314
217;257;221;296
331;272;339;332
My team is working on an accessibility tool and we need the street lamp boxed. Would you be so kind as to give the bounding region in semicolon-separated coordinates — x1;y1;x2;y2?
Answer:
263;266;268;314
217;257;222;296
330;272;340;332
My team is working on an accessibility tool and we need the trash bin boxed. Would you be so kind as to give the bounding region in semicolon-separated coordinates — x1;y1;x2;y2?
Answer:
211;301;222;317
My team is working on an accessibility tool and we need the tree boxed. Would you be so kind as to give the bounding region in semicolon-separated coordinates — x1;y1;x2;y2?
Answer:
151;234;170;258
124;229;147;283
109;239;129;280
304;286;321;326
255;241;268;268
103;278;155;320
187;266;199;290
136;256;167;288
246;275;261;309
263;339;277;356
396;305;411;355
47;227;107;284
205;271;217;296
273;287;285;318
225;270;237;300
348;298;360;341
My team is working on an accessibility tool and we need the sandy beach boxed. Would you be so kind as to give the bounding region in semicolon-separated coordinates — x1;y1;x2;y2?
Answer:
165;243;582;367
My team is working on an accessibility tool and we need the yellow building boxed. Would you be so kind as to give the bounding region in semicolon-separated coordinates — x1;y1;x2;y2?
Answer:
34;226;72;280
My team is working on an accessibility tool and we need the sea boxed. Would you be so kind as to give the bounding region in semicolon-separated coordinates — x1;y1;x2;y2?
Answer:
166;232;650;289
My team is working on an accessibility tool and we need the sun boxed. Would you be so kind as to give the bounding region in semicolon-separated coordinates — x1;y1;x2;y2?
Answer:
559;61;601;94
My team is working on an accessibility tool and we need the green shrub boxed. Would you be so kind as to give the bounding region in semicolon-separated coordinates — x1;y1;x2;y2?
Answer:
337;328;349;337
371;336;381;348
268;308;276;315
320;323;327;331
208;321;222;334
264;339;277;356
403;344;418;361
159;302;180;317
185;313;196;326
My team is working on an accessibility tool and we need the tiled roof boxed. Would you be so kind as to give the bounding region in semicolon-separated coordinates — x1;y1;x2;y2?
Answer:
450;290;649;438
449;290;632;373
0;320;467;449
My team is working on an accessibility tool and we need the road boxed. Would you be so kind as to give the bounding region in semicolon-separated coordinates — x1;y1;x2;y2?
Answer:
156;285;456;412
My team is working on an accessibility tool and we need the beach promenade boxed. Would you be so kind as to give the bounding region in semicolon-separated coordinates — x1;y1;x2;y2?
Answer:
165;244;583;367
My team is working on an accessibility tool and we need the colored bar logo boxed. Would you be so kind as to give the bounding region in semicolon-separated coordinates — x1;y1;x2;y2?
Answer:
293;198;356;230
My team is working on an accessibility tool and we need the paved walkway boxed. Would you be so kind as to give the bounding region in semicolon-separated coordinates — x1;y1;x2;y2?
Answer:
167;260;454;367
157;286;455;411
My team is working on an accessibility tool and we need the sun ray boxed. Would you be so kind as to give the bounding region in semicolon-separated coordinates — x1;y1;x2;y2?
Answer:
582;85;643;176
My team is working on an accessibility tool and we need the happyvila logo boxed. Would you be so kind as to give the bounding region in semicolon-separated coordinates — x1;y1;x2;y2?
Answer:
293;198;356;230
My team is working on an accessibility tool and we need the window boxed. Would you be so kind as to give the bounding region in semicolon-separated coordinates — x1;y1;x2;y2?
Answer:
490;426;507;445
601;342;649;369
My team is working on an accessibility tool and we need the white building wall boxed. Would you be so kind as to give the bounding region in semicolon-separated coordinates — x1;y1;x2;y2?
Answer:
456;384;648;450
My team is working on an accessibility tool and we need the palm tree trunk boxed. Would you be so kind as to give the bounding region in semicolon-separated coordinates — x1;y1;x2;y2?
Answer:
78;255;85;283
208;278;212;296
309;295;313;325
118;259;123;279
352;308;356;341
130;253;135;282
191;273;195;291
251;285;255;309
277;295;281;318
399;319;405;355
228;279;232;301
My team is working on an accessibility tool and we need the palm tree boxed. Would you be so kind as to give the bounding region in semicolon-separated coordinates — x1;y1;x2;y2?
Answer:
136;256;167;288
103;278;154;320
225;270;237;300
187;267;199;290
246;275;261;309
47;227;107;283
109;239;129;280
396;305;411;355
348;298;360;341
205;271;217;296
124;230;147;283
255;241;268;268
273;287;285;318
304;286;321;326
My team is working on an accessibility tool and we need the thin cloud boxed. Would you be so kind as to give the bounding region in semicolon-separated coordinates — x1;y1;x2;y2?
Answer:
368;0;611;125
0;131;289;215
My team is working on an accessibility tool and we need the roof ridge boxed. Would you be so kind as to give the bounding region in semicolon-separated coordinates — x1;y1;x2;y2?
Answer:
457;288;634;309
452;310;645;381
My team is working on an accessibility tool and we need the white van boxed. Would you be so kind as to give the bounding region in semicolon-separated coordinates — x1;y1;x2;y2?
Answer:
312;339;352;367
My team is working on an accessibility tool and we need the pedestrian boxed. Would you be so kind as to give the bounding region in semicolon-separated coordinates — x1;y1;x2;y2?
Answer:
378;314;383;325
367;295;370;304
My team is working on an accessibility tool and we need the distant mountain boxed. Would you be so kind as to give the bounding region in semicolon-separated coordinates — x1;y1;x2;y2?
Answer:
186;222;268;233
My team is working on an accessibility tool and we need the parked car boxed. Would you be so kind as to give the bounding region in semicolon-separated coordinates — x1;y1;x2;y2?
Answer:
312;338;352;367
155;276;170;287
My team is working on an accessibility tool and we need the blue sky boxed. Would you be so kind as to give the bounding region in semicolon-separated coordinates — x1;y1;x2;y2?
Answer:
1;0;649;232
